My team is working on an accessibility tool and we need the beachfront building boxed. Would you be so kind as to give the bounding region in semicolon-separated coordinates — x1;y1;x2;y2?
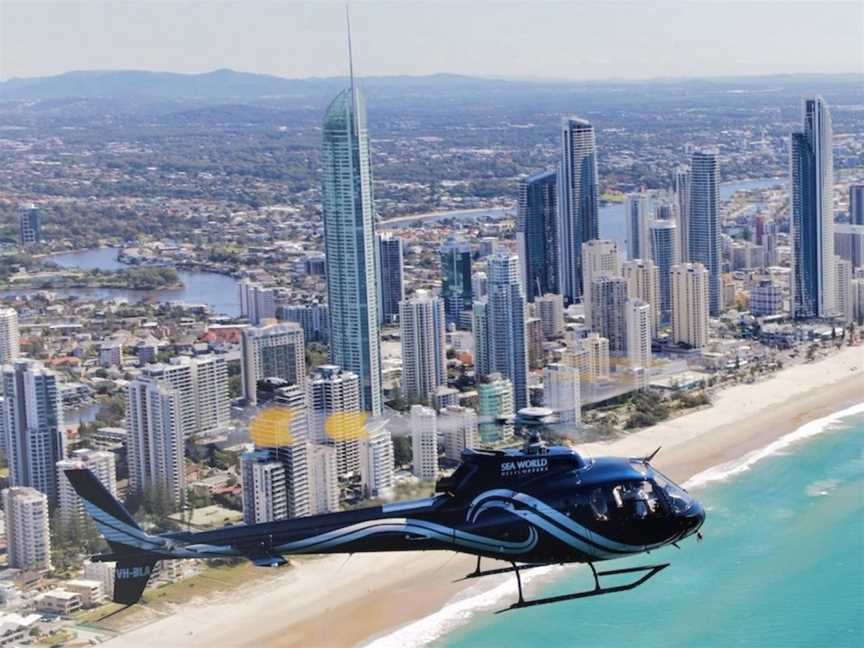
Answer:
558;116;600;304
749;280;783;317
410;405;439;481
241;322;306;406
790;96;835;320
308;444;340;515
309;365;362;475
2;360;65;504
622;259;659;337
835;257;853;323
359;420;394;498
543;363;581;426
671;263;710;349
271;385;312;518
56;449;117;524
377;232;404;325
518;169;559;301
2;487;51;571
625;299;653;372
689;150;722;315
562;333;610;386
241;449;288;524
650;219;680;322
625;193;652;261
477;373;515;443
440;235;474;329
589;275;628;354
535;293;566;339
400;290;447;403
322;82;382;415
0;308;20;364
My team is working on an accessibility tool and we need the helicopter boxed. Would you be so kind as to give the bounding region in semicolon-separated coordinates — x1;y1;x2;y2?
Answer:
65;436;705;611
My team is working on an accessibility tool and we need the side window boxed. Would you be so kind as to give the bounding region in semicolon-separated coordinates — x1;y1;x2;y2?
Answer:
589;488;608;521
612;481;665;520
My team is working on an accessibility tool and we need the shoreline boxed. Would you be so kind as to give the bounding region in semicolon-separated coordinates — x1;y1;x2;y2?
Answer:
101;346;863;648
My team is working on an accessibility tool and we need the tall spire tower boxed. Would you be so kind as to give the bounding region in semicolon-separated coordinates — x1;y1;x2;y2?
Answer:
320;10;383;415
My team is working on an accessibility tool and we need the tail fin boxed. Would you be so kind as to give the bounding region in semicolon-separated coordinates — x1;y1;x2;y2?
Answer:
64;469;166;604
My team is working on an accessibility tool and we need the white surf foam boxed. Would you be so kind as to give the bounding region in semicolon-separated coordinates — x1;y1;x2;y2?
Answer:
683;401;864;490
366;402;864;648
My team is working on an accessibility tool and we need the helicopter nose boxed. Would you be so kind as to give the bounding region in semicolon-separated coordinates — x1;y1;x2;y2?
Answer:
682;501;705;537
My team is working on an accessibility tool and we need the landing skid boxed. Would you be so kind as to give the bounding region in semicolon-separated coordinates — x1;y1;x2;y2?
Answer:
498;561;670;612
456;556;555;582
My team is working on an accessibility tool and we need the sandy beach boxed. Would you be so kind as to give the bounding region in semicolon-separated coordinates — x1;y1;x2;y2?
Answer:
104;346;863;648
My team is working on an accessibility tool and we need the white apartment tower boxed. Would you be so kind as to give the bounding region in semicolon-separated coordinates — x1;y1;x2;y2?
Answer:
622;259;660;338
581;239;621;327
359;420;394;498
309;365;362;476
2;360;65;503
535;293;566;339
126;376;185;506
671;263;711;349
410;405;439;481
239;279;277;325
0;308;20;364
2;487;51;571
626;193;653;261
308;444;340;515
625;299;653;371
241;450;288;525
589;275;628;354
241;322;306;406
57;449;117;524
439;406;479;462
399;290;447;403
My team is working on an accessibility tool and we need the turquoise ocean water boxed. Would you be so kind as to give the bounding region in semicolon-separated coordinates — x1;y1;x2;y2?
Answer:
370;404;864;648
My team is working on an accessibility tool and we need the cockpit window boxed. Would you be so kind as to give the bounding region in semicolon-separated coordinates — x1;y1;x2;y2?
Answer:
652;470;692;514
590;481;664;521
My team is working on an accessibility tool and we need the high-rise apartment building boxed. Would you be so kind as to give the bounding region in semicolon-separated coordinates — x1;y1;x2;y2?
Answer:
650;219;680;322
308;443;340;515
622;259;659;338
271;385;311;518
126;376;184;506
689;150;722;314
241;322;306;406
625;300;653;371
410;405;438;481
589;275;628;354
17;204;41;247
850;185;864;225
238;279;276;325
671;263;710;349
141;355;230;437
0;308;20;364
322;82;382;415
358;420;394;498
790;96;835;319
279;301;329;344
241;450;288;525
2;487;51;570
440;236;473;329
518;170;559;301
674;166;691;263
836;256;853;322
625;193;652;261
309;365;361;475
2;360;65;503
476;374;514;443
562;333;610;386
377;232;405;325
399;290;446;403
57;449;117;524
581;239;621;327
558;117;600;304
535;293;566;339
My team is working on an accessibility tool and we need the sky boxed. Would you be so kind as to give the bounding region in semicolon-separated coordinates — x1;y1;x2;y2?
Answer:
1;1;862;81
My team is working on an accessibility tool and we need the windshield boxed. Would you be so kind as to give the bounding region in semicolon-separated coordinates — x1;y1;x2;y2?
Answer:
589;480;664;521
652;470;693;514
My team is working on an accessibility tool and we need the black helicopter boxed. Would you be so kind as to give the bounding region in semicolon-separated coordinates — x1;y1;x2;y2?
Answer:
65;437;704;610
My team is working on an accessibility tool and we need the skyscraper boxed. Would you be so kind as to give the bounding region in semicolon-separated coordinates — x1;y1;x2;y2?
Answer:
625;193;652;261
476;250;529;410
650;219;680;322
438;406;479;462
558;116;600;304
308;444;340;515
309;365;362;475
0;308;20;364
358;420;394;498
835;256;853;323
376;232;405;325
322;79;382;415
625;299;653;371
622;259;659;338
399;290;446;403
410;405;438;481
589;275;628;354
271;385;312;518
126;376;184;506
440;235;473;328
581;239;621;328
2;360;65;504
241;322;306;406
671;263;710;349
238;279;276;325
535;293;566;339
790;96;835;319
17;203;41;247
674;166;691;263
2;487;51;570
241;449;288;524
517;169;559;301
689;150;722;314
